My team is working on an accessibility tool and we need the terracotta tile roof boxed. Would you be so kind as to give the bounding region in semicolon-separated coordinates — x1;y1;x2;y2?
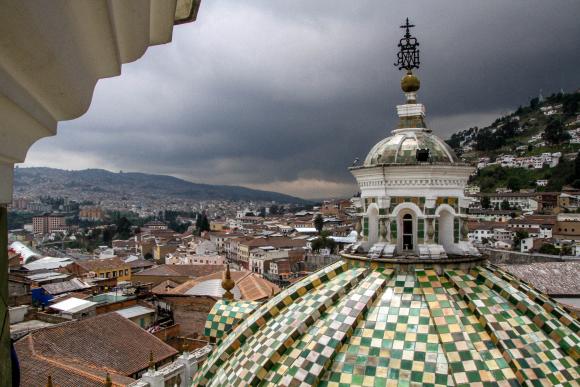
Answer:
127;259;155;269
14;312;178;386
499;262;580;296
75;257;128;272
241;237;307;249
171;271;279;301
151;279;181;295
467;221;507;231
17;336;135;387
134;264;223;278
508;215;556;225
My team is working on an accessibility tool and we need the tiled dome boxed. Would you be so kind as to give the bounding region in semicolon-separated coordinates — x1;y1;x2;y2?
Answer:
194;260;580;386
364;130;459;166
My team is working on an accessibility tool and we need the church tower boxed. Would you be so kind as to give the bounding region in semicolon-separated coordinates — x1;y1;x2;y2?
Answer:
347;19;479;260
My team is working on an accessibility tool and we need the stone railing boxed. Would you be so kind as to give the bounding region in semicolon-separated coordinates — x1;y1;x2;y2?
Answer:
129;345;212;387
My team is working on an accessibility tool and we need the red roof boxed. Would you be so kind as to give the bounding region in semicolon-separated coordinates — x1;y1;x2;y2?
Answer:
15;312;178;386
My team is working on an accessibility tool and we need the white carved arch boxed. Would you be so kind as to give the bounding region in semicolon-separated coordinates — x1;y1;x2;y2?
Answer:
435;203;456;216
390;202;424;218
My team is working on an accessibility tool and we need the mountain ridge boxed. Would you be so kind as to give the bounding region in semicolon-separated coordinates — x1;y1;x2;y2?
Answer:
13;167;309;203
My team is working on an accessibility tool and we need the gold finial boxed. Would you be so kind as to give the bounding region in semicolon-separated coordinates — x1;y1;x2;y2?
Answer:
105;373;112;387
47;374;53;387
149;350;155;370
401;71;420;94
221;264;235;300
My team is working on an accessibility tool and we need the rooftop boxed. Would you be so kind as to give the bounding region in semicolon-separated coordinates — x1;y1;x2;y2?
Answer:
499;262;580;296
14;313;178;386
115;305;155;320
171;270;279;301
49;297;96;313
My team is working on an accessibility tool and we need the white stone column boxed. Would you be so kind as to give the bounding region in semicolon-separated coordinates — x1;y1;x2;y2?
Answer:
140;368;165;387
176;351;198;387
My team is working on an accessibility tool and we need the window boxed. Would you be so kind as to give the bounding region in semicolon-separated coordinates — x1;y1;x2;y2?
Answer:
402;214;414;250
106;272;111;278
125;269;128;275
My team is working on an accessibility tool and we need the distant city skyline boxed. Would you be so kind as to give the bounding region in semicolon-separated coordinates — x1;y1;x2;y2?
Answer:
23;0;580;199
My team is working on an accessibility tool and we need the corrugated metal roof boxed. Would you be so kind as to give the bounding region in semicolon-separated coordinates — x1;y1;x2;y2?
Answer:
185;279;242;299
9;241;41;264
23;257;74;271
50;297;96;313
115;306;155;319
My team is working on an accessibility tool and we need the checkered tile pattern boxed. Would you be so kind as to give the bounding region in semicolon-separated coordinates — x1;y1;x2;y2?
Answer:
263;270;392;386
416;269;503;385
471;266;580;362
212;268;368;386
438;274;518;384
204;300;259;343
194;261;580;386
319;273;450;386
486;263;580;335
194;260;349;385
446;269;580;385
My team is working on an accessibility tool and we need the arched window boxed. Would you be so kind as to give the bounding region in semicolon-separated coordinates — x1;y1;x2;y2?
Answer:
402;214;413;250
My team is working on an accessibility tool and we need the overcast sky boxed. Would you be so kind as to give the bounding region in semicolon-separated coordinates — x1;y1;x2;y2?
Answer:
23;0;580;199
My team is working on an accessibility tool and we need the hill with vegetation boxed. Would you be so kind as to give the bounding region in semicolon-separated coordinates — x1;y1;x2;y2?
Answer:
13;167;309;203
445;90;580;192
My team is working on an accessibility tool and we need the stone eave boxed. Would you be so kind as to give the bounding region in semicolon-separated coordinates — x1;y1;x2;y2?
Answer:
349;162;474;172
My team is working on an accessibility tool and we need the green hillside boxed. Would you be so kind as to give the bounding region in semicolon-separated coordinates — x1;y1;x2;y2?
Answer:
446;90;579;160
445;90;580;192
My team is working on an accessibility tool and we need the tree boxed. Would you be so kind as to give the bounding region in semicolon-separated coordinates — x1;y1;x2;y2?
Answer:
314;214;324;234
311;232;336;253
195;212;211;235
561;244;573;256
563;97;579;117
115;216;132;240
529;97;539;110
539;243;559;255
507;177;521;192
269;204;279;215
481;196;491;209
513;231;529;251
500;199;511;211
258;207;266;218
544;117;570;145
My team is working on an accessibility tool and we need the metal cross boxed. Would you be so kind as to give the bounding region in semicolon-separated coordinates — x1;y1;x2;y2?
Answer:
400;18;415;37
394;18;420;71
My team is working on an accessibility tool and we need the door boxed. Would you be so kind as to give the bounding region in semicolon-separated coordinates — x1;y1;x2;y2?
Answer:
402;214;414;250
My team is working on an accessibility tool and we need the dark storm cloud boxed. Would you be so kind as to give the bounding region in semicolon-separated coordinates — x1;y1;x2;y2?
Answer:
25;0;580;198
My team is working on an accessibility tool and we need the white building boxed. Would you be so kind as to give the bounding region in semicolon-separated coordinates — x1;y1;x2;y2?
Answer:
344;71;478;259
464;185;481;195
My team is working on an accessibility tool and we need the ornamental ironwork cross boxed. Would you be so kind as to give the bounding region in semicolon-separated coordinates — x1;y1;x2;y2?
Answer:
394;18;420;71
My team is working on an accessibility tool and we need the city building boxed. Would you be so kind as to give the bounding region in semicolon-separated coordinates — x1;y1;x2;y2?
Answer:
32;213;66;234
79;206;105;221
66;256;131;282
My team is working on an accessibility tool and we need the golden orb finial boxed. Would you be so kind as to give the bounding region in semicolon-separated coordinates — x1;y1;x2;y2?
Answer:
222;264;235;300
401;71;420;93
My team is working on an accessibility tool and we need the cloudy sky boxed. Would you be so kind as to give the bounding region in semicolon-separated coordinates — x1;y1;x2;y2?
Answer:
23;0;580;199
